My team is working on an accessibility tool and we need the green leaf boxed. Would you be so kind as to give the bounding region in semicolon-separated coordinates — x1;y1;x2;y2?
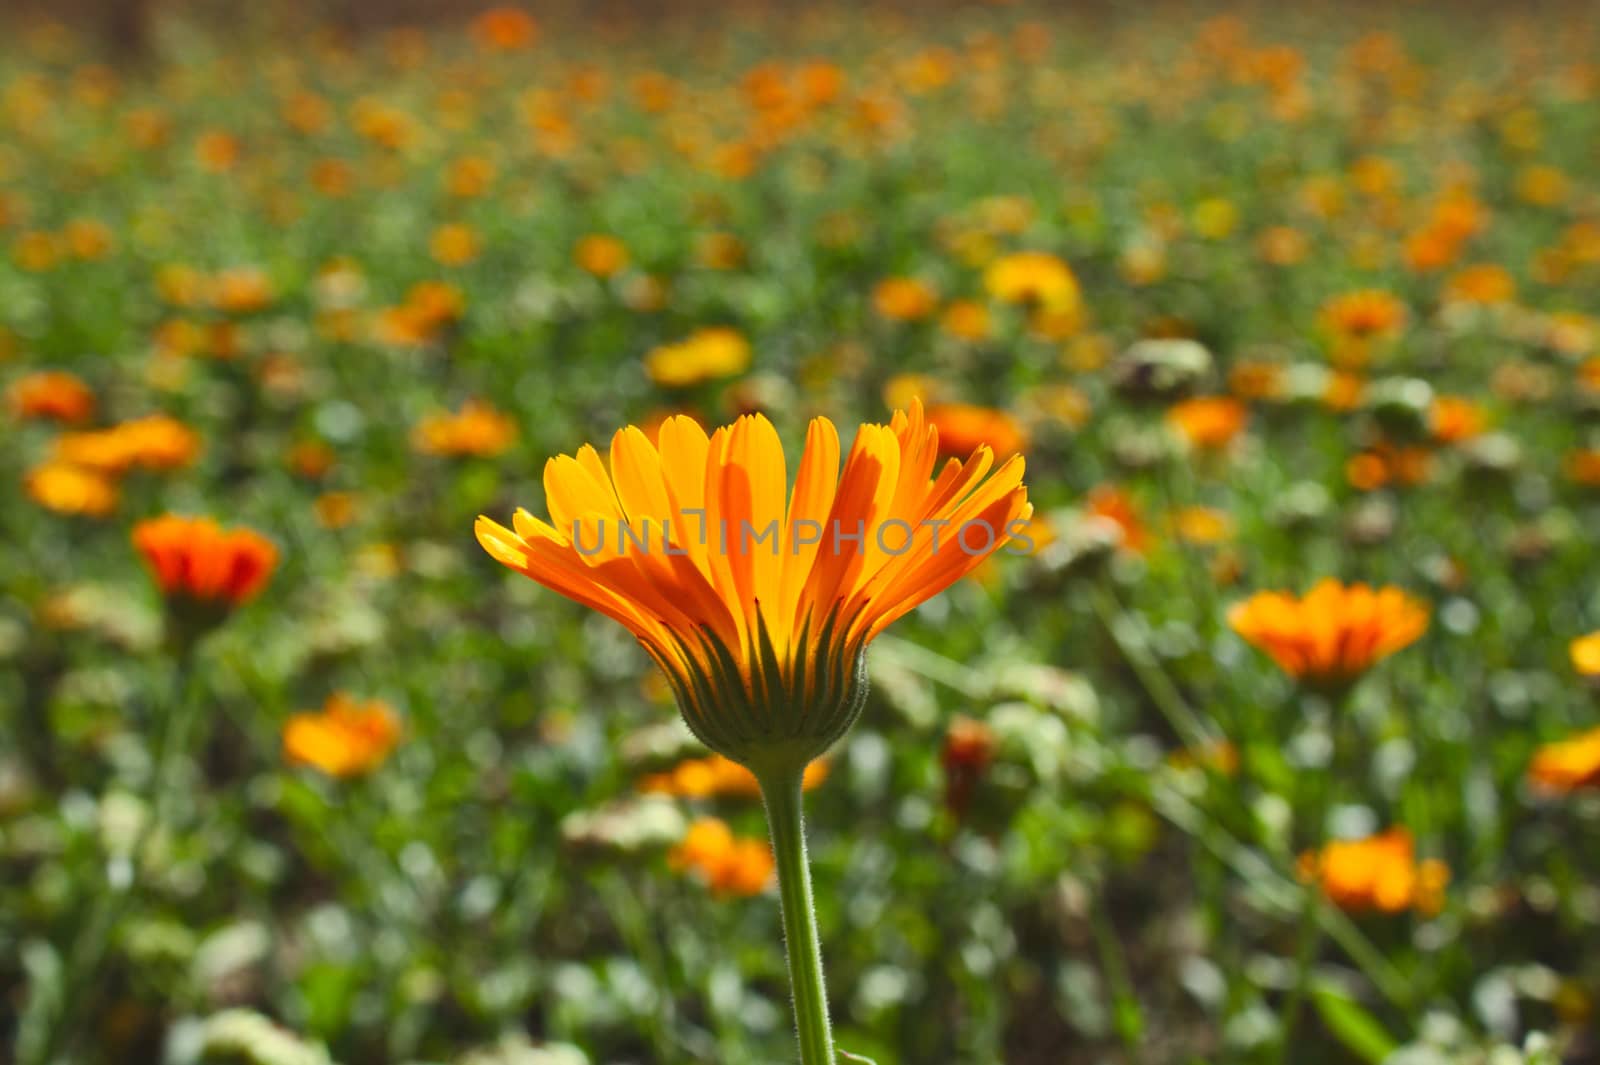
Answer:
1310;982;1397;1065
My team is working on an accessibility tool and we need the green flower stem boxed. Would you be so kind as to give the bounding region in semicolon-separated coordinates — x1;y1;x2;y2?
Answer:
755;759;836;1065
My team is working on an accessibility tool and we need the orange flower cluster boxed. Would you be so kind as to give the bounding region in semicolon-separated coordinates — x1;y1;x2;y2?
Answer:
1346;445;1434;492
8;370;95;423
54;414;200;474
132;515;278;607
283;693;403;777
639;753;828;799
1527;726;1600;794
412;399;517;457
1166;396;1248;451
669;818;775;897
1299;828;1449;915
372;281;465;347
1229;579;1428;687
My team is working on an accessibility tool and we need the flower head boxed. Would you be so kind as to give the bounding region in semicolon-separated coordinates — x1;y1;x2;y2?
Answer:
132;515;278;612
670;818;774;896
1299;828;1449;915
8;370;95;423
1228;579;1428;689
284;694;402;778
476;401;1030;768
1320;289;1408;343
1528;726;1600;794
872;277;938;321
412;399;517;457
1572;632;1600;677
984;251;1080;313
26;462;118;516
1166;396;1248;451
644;327;751;389
924;403;1028;463
55;415;200;474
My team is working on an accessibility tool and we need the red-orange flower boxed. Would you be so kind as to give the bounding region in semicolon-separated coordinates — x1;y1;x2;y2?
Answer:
8;370;95;423
284;693;402;777
132;515;278;607
470;7;539;51
925;403;1028;462
1229;579;1428;688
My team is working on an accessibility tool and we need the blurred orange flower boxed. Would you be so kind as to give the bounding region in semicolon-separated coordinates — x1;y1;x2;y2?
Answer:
1572;632;1600;676
430;223;481;266
284;693;402;777
8;370;95;423
471;7;539;51
1086;485;1149;555
873;277;939;321
926;403;1028;462
1565;450;1600;486
639;753;828;799
55;415;200;474
1166;396;1248;450
1320;289;1408;343
942;715;996;816
210;267;275;314
1429;396;1487;443
1299;828;1449;915
412;399;517;457
132;515;278;607
25;462;118;517
983;251;1080;312
1528;726;1600;794
1229;579;1428;687
644;327;751;388
1443;263;1515;306
670;818;774;897
575;234;629;277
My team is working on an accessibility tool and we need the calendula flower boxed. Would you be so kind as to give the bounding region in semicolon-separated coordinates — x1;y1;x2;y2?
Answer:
210;267;275;314
1229;579;1428;688
1298;828;1449;915
1528;726;1600;794
670;818;775;897
983;251;1081;313
132;515;278;609
475;401;1030;769
1572;632;1600;676
25;462;118;516
284;694;402;777
1166;396;1248;451
644;327;752;388
55;415;201;473
412;399;517;457
1429;396;1487;443
470;6;539;50
639;753;828;799
429;222;480;266
8;370;95;423
925;403;1028;462
1443;263;1516;306
574;234;629;277
1320;289;1408;343
872;277;939;321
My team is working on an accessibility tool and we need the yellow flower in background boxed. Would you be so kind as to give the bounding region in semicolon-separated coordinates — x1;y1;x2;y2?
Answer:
412;399;517;457
284;694;402;777
1528;726;1600;794
983;251;1079;312
429;223;481;266
1572;632;1600;676
25;462;118;517
1229;579;1428;688
670;818;775;897
575;234;629;277
873;277;939;321
1172;506;1234;545
1299;828;1449;915
645;327;751;388
639;754;829;799
475;401;1030;768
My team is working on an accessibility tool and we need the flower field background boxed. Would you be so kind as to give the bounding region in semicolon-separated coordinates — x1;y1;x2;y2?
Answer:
4;3;1600;1063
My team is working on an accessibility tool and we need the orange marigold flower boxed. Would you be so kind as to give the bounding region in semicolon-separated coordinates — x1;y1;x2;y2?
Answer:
284;693;402;777
1299;828;1449;915
412;399;517;458
639;753;828;799
670;818;775;897
132;515;278;607
430;223;481;267
1229;579;1428;687
1429;396;1487;443
575;234;629;278
8;370;95;423
210;267;275;315
983;251;1080;313
1166;396;1248;451
1443;263;1516;306
55;414;200;474
25;462;118;517
925;403;1028;463
1320;289;1408;342
476;401;1030;769
1085;485;1148;555
644;327;752;388
939;299;991;341
872;277;939;321
470;7;539;51
1528;726;1600;794
1565;449;1600;486
1572;632;1600;677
